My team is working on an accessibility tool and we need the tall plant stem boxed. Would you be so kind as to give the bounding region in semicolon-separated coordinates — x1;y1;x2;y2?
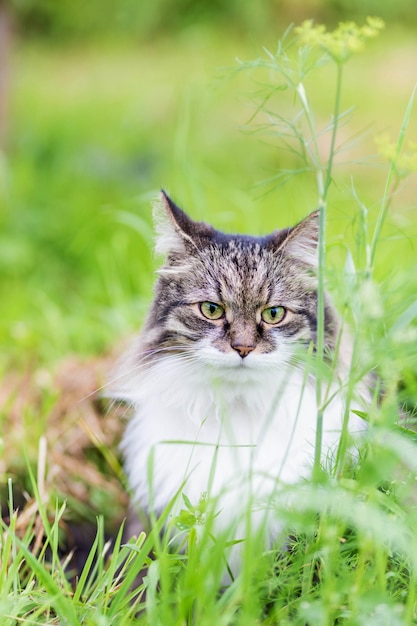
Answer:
313;61;343;478
368;83;416;276
323;62;344;198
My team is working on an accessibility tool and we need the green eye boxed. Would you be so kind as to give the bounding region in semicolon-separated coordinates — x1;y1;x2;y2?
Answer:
261;306;286;325
199;301;225;320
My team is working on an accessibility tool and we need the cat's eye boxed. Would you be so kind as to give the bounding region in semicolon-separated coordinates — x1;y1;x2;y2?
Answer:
199;301;225;321
261;306;286;325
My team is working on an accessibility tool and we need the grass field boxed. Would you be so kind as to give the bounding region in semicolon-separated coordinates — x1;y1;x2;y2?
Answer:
1;18;417;624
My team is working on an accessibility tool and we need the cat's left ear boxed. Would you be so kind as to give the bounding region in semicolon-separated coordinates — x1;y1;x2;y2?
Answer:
272;210;319;267
153;190;214;256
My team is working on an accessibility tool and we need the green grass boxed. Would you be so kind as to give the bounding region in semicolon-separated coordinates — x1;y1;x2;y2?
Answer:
1;19;417;625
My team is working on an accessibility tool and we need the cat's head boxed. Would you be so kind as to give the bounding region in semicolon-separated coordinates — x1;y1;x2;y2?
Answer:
144;191;337;373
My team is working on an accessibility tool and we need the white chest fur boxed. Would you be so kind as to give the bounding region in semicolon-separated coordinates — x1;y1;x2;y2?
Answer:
121;356;365;543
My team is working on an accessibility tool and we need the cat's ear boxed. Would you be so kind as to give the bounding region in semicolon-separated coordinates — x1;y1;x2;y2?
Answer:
153;190;214;256
272;210;319;266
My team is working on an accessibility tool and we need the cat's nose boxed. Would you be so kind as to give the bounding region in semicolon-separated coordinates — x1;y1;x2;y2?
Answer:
232;343;255;358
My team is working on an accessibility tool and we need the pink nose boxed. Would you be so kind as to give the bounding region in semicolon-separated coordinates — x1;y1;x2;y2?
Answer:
232;344;255;358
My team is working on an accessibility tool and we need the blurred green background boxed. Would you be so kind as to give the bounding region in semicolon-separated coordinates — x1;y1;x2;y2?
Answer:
1;0;416;369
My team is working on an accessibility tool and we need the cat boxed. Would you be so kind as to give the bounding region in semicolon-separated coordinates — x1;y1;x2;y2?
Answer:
113;190;368;575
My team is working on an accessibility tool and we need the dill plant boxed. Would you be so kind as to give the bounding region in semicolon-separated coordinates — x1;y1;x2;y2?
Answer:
235;16;386;475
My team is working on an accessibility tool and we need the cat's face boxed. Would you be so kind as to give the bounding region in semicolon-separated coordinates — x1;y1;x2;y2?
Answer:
143;191;336;374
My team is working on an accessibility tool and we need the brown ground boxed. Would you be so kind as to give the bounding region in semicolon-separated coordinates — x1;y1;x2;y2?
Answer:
0;355;129;570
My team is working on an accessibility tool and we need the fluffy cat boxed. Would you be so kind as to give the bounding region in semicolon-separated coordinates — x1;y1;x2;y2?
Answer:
114;190;367;573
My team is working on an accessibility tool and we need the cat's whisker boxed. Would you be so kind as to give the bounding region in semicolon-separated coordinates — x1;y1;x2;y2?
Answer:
130;349;198;372
76;348;200;406
75;348;177;403
103;347;199;391
111;354;202;397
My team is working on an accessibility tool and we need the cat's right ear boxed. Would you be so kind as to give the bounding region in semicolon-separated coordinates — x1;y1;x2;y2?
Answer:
153;190;213;257
272;210;319;267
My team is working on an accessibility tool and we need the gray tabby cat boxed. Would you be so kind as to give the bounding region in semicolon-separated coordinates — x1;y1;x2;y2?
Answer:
115;190;366;572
